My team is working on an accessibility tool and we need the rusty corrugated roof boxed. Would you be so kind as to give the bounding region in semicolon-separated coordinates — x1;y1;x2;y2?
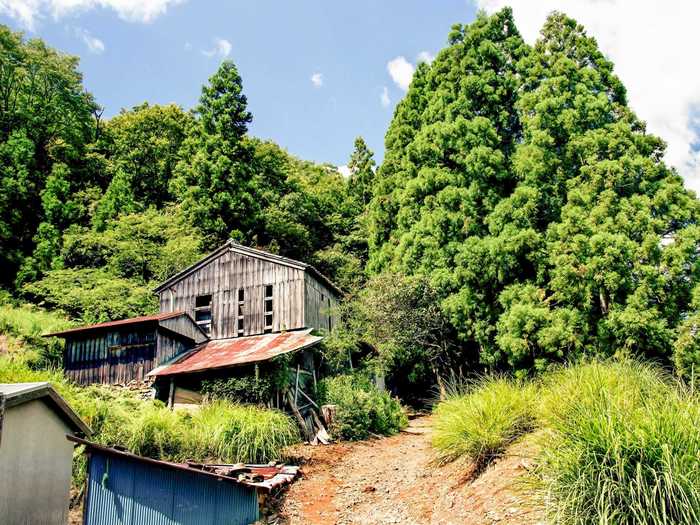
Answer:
148;329;322;376
43;311;187;338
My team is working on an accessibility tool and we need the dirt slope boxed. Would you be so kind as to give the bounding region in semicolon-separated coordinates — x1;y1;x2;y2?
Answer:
276;417;544;525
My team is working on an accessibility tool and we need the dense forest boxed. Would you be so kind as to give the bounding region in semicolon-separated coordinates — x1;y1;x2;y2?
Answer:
3;8;700;394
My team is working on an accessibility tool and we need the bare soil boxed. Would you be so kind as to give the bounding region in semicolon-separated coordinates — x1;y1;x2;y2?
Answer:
275;416;545;525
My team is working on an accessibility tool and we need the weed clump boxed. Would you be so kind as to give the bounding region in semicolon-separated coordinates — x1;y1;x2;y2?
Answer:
432;376;536;469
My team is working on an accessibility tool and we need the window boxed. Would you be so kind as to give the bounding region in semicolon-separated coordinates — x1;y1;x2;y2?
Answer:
237;288;245;336
264;285;273;333
194;294;212;335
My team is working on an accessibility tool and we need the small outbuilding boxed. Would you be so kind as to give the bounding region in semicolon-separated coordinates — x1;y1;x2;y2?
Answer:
72;437;299;525
0;382;91;525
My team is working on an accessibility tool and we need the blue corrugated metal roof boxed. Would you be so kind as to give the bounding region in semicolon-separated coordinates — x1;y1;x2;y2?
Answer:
85;452;259;525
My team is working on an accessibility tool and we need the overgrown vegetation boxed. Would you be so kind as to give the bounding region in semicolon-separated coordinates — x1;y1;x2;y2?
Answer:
0;297;72;366
432;377;536;469
318;374;407;440
432;360;700;525
0;354;300;480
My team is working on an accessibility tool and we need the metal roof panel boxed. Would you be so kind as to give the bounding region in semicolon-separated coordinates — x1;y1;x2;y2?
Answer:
148;329;322;376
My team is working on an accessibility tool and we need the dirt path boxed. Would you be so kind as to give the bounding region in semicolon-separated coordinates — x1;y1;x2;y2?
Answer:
276;417;544;525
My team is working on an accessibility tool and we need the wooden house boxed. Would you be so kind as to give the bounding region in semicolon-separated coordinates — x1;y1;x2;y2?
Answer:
45;241;341;391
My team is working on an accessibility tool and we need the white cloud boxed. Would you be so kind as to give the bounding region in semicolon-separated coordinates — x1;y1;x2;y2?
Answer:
74;27;104;54
0;0;183;30
337;165;351;178
417;50;434;64
311;72;323;88
183;41;192;51
380;86;391;108
387;56;415;91
474;0;700;192
202;37;231;58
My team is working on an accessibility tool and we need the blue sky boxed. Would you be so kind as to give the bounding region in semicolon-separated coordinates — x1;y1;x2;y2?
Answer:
0;0;477;169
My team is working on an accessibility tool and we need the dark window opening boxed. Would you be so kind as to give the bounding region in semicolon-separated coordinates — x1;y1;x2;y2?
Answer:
264;285;273;333
195;294;212;335
237;288;245;336
328;297;332;332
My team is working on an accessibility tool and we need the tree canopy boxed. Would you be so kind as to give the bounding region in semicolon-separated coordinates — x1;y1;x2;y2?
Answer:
367;9;700;378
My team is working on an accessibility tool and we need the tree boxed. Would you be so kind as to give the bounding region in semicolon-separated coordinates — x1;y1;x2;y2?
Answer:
0;27;97;284
92;103;193;228
367;9;700;376
171;60;259;246
347;137;376;207
327;272;464;400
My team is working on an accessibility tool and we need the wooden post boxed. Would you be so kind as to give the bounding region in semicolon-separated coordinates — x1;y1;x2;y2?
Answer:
294;366;300;405
167;378;175;409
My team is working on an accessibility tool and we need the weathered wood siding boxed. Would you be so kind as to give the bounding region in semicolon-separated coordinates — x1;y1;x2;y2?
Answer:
64;327;196;385
64;328;157;385
158;250;308;339
156;330;194;365
304;274;339;334
160;315;208;344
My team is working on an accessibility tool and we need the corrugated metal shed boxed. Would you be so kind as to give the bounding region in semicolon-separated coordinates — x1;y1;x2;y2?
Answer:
148;329;322;377
72;437;300;525
84;453;258;525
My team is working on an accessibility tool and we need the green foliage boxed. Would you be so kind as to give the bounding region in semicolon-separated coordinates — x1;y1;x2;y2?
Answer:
22;207;203;322
319;374;407;440
23;268;157;323
93;102;193;227
431;360;700;524
325;272;464;396
0;299;72;366
201;375;274;405
0;27;97;283
367;8;700;375
536;360;700;525
432;377;536;468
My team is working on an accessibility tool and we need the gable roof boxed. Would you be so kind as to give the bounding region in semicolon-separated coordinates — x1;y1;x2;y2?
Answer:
43;311;207;340
153;240;342;296
0;382;91;436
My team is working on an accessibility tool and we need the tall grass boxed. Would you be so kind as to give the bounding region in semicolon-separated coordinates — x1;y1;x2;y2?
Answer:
0;356;300;467
535;360;700;525
432;376;536;468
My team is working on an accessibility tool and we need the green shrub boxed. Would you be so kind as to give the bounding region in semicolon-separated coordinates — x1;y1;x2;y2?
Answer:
432;376;536;468
319;374;407;440
536;360;700;525
201;375;274;404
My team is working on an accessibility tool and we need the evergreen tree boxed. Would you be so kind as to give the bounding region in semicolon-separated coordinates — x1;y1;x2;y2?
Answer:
368;9;700;377
171;60;258;246
347;136;376;206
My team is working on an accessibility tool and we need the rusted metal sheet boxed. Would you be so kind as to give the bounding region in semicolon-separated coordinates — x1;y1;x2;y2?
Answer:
43;311;187;337
148;329;322;377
